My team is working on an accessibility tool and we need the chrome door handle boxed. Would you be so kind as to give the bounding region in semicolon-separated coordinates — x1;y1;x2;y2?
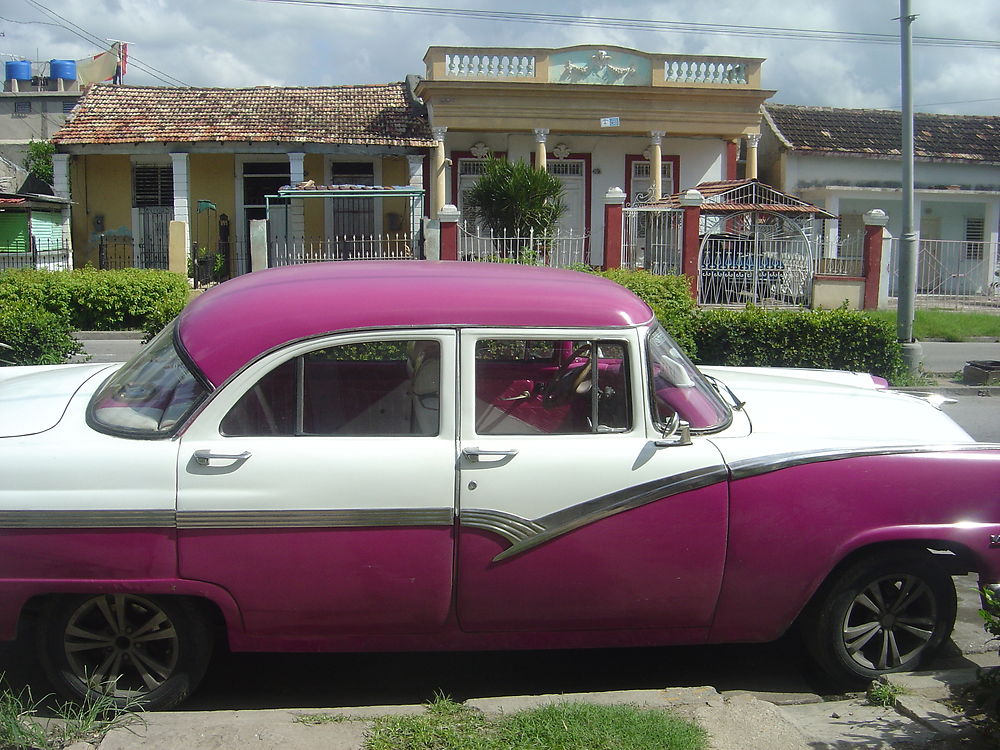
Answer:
462;447;518;462
193;449;252;466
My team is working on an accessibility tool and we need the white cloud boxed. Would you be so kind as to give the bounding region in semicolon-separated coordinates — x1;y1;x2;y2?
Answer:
1;0;996;113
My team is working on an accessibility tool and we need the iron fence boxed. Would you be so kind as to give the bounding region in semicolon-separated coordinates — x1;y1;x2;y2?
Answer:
0;238;71;271
270;234;418;267
888;238;1000;311
622;206;683;274
459;224;589;267
95;235;169;271
698;235;814;307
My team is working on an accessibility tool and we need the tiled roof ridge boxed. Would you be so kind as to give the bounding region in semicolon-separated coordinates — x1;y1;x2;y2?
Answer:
85;81;409;93
766;102;999;122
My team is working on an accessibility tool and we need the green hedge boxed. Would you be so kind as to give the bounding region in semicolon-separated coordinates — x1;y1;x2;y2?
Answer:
0;300;82;366
0;268;189;332
593;270;906;383
692;305;906;382
592;269;698;355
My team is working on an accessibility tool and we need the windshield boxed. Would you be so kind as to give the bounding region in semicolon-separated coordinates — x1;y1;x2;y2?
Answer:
88;322;209;438
647;324;731;432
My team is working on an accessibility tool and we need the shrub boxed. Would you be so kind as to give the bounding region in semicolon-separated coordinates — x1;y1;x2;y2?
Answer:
0;268;189;333
593;269;698;355
692;305;906;383
0;300;82;365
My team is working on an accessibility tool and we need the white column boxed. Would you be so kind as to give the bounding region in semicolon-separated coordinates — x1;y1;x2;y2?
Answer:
746;133;761;180
985;198;1000;294
52;153;73;265
288;152;306;242
407;155;425;240
649;131;665;200
534;128;549;172
170;153;190;253
824;194;840;259
431;126;447;217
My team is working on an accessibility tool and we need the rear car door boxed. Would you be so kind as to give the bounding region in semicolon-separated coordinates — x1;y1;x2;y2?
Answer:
176;330;457;637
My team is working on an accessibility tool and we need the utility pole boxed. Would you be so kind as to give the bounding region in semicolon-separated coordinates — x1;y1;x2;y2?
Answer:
897;0;922;372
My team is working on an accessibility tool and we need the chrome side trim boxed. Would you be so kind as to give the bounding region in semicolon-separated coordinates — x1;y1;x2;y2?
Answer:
460;509;544;543
729;442;1000;481
0;508;456;530
0;510;176;529
176;508;454;529
461;465;730;563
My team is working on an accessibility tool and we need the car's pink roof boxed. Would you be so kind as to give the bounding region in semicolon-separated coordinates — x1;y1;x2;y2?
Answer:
178;261;654;386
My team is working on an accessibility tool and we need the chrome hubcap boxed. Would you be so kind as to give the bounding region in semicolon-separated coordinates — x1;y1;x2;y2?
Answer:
63;594;179;697
842;574;936;671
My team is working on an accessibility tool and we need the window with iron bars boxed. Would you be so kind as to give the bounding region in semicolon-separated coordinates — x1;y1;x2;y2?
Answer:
133;165;174;208
966;217;985;260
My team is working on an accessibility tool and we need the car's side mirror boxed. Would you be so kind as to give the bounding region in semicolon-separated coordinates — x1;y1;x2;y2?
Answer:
654;416;692;447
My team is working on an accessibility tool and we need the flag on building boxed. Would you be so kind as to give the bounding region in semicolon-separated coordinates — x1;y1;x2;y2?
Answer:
77;42;126;86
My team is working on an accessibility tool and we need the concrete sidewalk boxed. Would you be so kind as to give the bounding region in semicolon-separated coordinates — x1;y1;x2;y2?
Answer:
87;656;998;750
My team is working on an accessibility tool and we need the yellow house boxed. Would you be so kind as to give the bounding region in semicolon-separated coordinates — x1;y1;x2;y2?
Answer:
51;82;435;272
416;45;774;263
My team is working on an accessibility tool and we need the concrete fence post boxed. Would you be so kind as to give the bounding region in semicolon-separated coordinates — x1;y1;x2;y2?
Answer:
602;187;626;269
250;219;269;272
168;221;188;277
438;204;460;261
679;189;704;299
863;208;888;310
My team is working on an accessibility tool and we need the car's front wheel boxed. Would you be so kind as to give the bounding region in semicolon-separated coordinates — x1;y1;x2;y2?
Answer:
37;593;212;710
802;551;957;689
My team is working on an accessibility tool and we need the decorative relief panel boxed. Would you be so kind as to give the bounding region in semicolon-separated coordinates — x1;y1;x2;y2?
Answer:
548;49;651;86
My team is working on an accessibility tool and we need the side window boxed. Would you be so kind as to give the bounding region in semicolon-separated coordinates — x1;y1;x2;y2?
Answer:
474;339;630;435
221;340;440;437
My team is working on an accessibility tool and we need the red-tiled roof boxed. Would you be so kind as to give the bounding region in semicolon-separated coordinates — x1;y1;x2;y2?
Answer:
52;83;434;147
765;104;1000;163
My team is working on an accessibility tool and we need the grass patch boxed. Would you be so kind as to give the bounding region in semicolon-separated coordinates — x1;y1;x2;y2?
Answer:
294;712;361;725
0;680;142;749
866;680;903;708
363;695;706;750
865;309;1000;342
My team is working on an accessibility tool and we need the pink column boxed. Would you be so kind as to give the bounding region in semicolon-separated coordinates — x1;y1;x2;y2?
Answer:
679;190;704;299
438;204;460;261
862;209;888;309
602;188;626;269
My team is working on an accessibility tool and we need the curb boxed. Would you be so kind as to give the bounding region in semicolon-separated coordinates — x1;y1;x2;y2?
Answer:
74;330;145;341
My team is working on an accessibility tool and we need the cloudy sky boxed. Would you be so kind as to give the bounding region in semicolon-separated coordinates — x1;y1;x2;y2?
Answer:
3;0;999;115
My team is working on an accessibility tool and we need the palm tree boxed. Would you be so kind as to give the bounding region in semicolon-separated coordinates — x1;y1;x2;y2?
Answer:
463;156;566;261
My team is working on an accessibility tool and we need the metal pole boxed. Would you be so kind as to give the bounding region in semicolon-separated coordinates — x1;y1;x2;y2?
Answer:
897;0;922;372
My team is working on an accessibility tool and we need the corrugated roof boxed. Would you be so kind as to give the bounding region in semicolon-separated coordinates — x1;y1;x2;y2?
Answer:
650;179;834;217
765;103;1000;163
52;83;435;147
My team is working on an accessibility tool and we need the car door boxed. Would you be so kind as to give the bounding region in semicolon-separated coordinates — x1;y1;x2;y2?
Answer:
456;328;729;633
176;330;457;637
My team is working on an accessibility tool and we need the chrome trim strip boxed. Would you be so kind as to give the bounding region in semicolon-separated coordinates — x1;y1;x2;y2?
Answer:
460;465;729;563
0;510;176;529
729;442;1000;481
0;508;456;530
460;509;544;543
176;508;454;529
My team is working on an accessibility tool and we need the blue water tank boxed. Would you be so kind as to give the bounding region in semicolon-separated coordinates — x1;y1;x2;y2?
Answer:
5;60;32;82
49;59;77;80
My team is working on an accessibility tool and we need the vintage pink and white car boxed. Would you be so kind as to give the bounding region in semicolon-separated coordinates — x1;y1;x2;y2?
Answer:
1;261;998;709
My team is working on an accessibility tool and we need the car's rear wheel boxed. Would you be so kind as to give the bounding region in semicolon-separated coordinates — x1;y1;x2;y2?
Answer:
802;551;956;689
37;594;212;710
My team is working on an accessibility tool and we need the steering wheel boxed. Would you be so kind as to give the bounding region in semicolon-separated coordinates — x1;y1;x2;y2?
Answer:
543;344;593;407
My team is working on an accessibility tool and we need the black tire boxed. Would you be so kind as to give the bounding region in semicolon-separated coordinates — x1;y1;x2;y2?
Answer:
801;551;957;690
37;594;213;710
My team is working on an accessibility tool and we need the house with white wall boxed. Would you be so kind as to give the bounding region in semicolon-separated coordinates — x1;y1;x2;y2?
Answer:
760;104;1000;297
